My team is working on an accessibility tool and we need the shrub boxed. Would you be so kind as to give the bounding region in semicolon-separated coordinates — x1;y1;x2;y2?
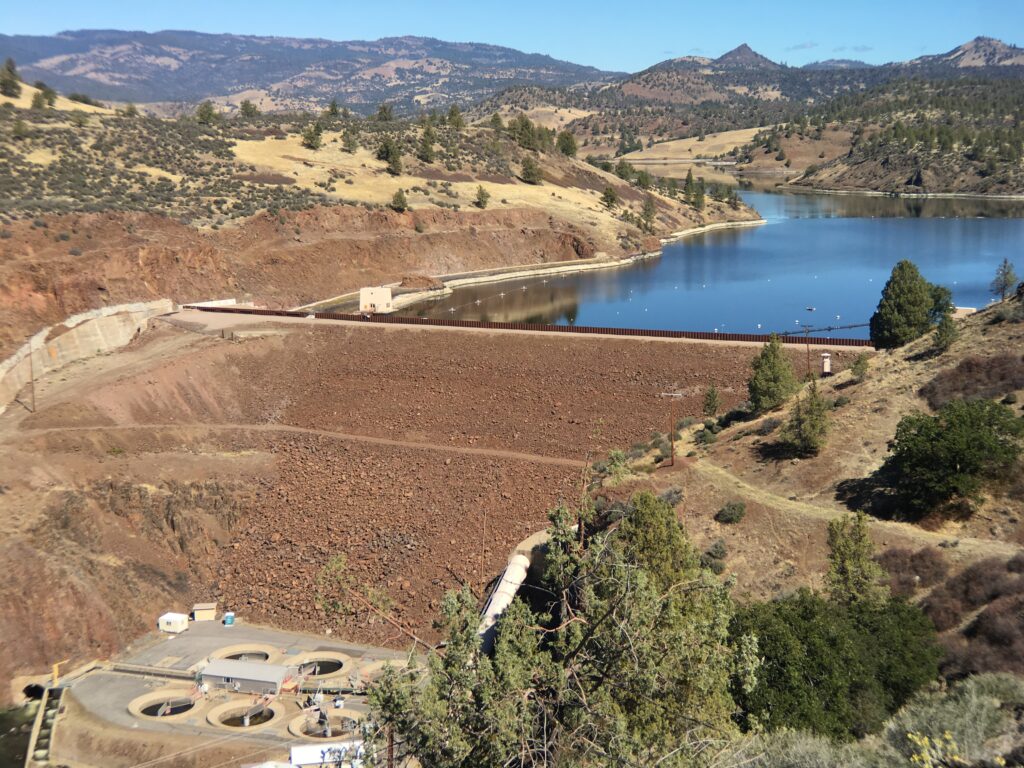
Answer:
882;399;1022;515
756;417;782;436
731;589;940;741
851;353;870;381
715;501;746;524
919;354;1024;409
519;155;542;184
695;428;717;446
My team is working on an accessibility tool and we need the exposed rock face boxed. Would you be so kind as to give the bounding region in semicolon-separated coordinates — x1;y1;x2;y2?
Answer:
0;205;603;359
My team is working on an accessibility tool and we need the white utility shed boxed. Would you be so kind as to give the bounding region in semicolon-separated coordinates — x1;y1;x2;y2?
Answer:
200;658;295;696
359;287;393;313
158;612;189;634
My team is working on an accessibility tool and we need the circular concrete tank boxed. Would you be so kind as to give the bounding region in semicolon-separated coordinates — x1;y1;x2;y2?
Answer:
129;690;200;723
206;700;285;732
287;708;364;740
291;651;351;679
209;643;282;664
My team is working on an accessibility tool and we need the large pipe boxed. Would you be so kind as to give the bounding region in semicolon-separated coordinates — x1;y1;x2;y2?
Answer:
478;553;532;653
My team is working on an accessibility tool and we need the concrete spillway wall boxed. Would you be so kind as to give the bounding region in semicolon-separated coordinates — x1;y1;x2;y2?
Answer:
0;299;174;416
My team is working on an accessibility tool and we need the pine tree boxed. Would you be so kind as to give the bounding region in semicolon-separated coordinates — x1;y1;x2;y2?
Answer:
390;189;408;212
342;128;358;153
747;334;799;413
376;137;402;175
375;103;394;122
30;91;46;110
447;104;465;130
301;121;323;150
416;126;436;163
693;182;705;211
239;99;259;118
933;311;958;353
640;195;657;232
826;512;887;606
0;58;20;98
600;186;619;209
780;380;830;456
683;168;695;203
556;130;577;157
474;185;490;209
702;385;721;418
122;102;139;117
489;112;504;131
991;258;1019;301
869;260;935;349
195;100;218;125
519;155;542;185
325;98;340;118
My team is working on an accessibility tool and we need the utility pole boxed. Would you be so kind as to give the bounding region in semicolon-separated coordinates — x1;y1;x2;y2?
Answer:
658;392;684;467
388;726;395;768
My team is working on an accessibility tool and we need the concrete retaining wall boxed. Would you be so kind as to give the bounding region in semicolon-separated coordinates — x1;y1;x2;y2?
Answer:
0;299;175;415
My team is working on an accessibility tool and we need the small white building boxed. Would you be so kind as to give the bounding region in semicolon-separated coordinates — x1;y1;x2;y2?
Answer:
158;612;189;634
192;602;217;622
291;741;364;767
820;352;832;376
200;659;296;696
359;287;393;314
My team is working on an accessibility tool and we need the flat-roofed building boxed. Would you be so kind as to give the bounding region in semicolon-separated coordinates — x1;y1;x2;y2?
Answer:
200;659;296;696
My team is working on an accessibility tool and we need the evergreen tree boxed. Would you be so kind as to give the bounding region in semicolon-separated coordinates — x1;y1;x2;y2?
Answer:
826;512;888;606
693;182;705;211
489;112;504;131
474;185;490;209
634;169;653;189
342;128;358;153
447;104;465;130
325;98;340;118
600;186;619;209
122;102;139;117
376;137;402;175
702;384;722;418
519;155;542;184
780;379;830;456
556;130;577;157
372;493;743;766
0;58;20;98
614;158;634;180
239;99;259;118
416;126;436;163
301;121;323;150
640;194;657;233
933;311;958;353
991;258;1019;301
30;91;46;110
195;100;218;125
390;189;408;212
683;168;696;203
747;334;799;413
869;260;935;349
375;103;394;122
851;352;870;382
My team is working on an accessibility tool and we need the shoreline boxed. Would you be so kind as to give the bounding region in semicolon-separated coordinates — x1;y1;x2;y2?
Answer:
297;217;766;313
783;185;1024;202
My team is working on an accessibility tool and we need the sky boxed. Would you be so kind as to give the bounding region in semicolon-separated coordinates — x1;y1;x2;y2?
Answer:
4;0;1022;73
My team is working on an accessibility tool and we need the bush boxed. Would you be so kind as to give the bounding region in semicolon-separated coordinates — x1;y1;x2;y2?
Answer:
731;589;941;741
715;501;746;524
851;353;870;381
756;417;782;436
919;354;1024;409
694;428;717;446
882;399;1022;515
779;381;830;457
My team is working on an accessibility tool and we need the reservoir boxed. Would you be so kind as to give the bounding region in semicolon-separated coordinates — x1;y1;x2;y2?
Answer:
399;192;1024;339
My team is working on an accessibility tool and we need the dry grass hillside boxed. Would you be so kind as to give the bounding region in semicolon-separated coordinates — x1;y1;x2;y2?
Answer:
0;105;757;357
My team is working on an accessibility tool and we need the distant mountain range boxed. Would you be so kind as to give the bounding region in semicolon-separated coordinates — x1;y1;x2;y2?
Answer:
0;30;1020;113
0;30;621;112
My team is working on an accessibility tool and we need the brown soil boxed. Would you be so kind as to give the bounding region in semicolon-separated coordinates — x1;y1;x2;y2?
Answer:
0;319;837;703
0;206;598;360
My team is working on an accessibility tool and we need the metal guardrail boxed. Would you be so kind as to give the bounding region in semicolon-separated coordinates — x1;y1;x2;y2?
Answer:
184;305;874;348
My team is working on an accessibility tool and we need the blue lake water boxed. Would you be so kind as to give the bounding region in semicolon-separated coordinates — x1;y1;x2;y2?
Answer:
400;191;1024;339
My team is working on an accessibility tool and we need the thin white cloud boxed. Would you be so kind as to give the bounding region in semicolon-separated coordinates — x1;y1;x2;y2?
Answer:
851;44;874;52
785;41;818;51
